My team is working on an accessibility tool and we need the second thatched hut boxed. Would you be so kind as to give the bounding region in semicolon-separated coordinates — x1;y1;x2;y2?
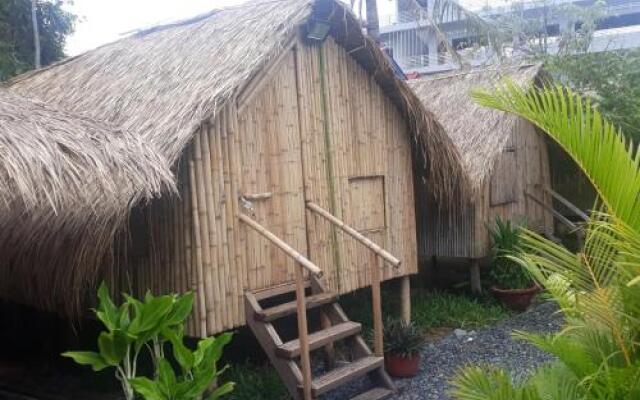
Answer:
409;64;554;290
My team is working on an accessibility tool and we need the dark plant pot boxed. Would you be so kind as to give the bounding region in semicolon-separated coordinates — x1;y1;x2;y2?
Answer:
384;353;421;378
491;285;540;311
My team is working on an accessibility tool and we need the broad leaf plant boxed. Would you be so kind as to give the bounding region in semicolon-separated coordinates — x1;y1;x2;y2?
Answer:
63;284;234;400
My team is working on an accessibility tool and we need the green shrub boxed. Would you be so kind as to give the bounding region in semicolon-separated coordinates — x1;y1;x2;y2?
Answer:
63;283;234;400
383;319;425;358
451;81;640;399
488;217;534;289
226;362;288;400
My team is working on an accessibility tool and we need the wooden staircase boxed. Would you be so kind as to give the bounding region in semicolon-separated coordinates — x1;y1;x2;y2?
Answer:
240;202;404;400
245;277;395;400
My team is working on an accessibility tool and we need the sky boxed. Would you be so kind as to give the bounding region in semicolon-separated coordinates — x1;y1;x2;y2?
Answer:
64;0;498;55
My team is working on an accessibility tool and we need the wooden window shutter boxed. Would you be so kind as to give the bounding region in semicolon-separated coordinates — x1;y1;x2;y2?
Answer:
490;143;517;206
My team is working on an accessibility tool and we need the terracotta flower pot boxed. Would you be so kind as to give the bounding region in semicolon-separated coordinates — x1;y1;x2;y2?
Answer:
384;352;421;378
491;285;540;311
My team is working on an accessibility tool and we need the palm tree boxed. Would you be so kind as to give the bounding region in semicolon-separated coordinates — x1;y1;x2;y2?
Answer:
450;83;640;399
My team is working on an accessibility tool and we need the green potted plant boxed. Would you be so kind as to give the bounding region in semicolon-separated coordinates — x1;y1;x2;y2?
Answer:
383;319;425;378
488;217;538;311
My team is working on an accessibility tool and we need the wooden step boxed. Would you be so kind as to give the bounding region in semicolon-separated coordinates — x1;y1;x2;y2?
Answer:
252;280;311;301
302;356;384;397
350;387;394;400
256;292;337;322
276;321;361;359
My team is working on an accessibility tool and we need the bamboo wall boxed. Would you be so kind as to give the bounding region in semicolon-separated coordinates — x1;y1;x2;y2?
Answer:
296;38;417;294
116;36;418;337
418;118;553;259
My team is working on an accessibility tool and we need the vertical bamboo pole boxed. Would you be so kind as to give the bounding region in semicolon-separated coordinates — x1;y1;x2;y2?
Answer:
188;159;208;337
294;264;312;400
370;251;383;357
400;276;411;325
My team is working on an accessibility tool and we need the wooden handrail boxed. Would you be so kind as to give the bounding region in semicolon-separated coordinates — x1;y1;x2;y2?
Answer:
306;201;401;268
239;213;314;399
306;201;399;357
238;213;323;277
525;191;579;231
543;186;589;222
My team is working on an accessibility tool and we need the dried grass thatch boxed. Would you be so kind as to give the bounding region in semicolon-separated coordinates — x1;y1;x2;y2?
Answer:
0;89;174;313
408;64;542;193
9;0;466;203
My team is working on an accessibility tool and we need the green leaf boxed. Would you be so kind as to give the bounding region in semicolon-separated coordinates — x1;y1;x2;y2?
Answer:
118;301;131;330
164;328;194;372
165;292;194;326
157;359;177;397
206;382;235;400
130;377;166;400
195;333;233;369
61;351;110;372
194;337;216;367
97;330;129;366
96;282;119;331
129;295;174;335
183;367;216;399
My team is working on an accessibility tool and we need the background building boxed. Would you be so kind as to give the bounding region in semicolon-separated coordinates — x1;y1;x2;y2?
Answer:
380;0;640;73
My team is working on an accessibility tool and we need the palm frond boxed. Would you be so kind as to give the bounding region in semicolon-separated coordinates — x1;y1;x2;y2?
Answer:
471;82;640;233
450;365;538;400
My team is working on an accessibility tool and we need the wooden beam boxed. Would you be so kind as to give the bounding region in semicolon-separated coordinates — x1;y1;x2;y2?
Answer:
525;191;578;230
295;264;312;400
400;276;411;325
306;201;401;268
238;213;323;277
370;252;384;357
470;259;481;295
543;186;589;222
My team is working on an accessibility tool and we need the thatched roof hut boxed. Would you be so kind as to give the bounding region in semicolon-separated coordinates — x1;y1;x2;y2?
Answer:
409;64;554;263
7;0;468;334
0;88;174;313
9;0;465;201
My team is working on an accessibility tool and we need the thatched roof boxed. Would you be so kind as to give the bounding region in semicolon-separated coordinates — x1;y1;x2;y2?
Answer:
0;89;174;312
408;64;542;193
8;0;466;203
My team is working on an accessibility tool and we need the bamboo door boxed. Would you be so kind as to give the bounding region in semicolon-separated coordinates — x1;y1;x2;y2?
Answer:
236;50;308;291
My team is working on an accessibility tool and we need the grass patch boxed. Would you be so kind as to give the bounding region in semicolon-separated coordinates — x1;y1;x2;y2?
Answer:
342;287;511;332
225;362;289;400
411;290;511;330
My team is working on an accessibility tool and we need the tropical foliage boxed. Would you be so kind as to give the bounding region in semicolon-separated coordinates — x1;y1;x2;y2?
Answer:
451;83;640;399
0;0;76;80
383;318;425;358
63;283;234;400
488;217;533;290
545;49;640;144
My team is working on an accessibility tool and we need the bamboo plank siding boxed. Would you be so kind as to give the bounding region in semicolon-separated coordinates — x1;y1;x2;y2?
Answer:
117;38;418;337
410;65;554;261
417;122;553;259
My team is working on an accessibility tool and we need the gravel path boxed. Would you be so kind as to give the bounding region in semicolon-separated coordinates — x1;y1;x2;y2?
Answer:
322;302;563;400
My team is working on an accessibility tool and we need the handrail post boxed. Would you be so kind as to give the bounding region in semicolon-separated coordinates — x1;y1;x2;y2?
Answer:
238;213;317;399
370;252;384;357
295;263;313;400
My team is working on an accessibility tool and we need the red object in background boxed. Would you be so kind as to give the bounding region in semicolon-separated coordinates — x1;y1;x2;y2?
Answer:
405;71;420;80
384;353;421;378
